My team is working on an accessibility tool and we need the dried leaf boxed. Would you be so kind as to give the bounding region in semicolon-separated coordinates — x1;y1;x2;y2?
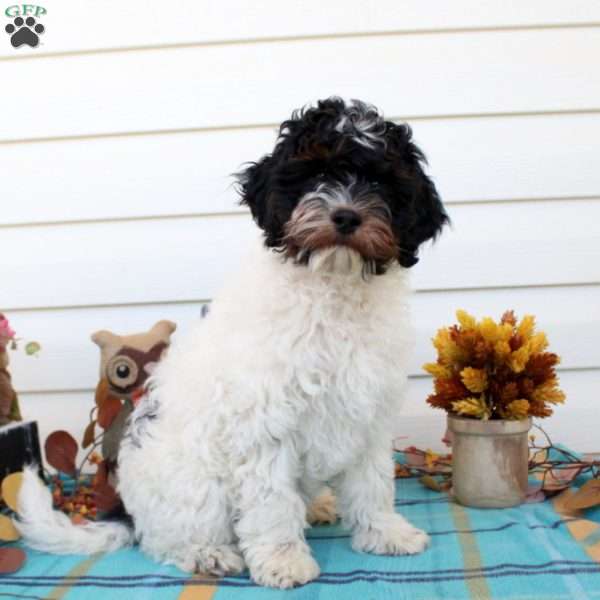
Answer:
45;431;78;475
394;463;411;478
530;449;549;466
563;480;600;511
419;475;443;492
97;395;122;430
539;465;583;492
93;460;109;487
1;472;23;512
82;420;96;449
93;482;121;512
0;547;26;574
0;514;20;541
525;484;546;504
95;378;110;406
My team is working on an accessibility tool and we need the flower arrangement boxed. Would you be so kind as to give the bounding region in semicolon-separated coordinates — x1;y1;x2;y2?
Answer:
423;310;565;420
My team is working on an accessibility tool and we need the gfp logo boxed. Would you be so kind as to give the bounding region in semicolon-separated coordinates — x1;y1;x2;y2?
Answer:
5;4;46;48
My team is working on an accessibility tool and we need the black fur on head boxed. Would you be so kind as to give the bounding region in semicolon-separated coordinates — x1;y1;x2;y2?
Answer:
237;97;449;274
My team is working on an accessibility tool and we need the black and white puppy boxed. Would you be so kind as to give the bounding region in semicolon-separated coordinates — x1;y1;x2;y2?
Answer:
17;97;448;589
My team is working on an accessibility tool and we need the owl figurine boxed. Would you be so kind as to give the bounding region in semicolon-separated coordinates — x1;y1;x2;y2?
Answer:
91;320;176;462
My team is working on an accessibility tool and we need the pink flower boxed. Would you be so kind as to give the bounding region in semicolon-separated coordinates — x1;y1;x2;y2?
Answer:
0;315;16;350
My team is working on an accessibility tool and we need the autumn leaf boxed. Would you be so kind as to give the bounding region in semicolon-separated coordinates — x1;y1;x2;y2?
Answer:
504;399;530;420
419;475;443;492
525;484;546;504
98;396;122;430
419;475;451;493
456;309;477;330
95;379;123;429
563;480;600;511
452;395;491;420
394;463;411;478
0;548;26;574
93;482;121;512
539;465;584;493
460;367;488;393
82;420;96;449
45;431;78;475
423;362;452;379
529;448;549;466
1;472;23;512
501;310;517;326
0;515;20;541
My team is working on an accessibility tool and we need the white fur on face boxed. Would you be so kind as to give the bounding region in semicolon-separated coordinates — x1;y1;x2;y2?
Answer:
286;178;396;272
335;99;387;149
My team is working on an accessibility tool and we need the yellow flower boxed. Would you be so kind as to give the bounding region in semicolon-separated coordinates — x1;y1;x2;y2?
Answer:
433;328;465;365
498;323;514;342
528;332;549;355
478;317;499;343
517;315;536;340
531;380;566;404
452;395;490;420
504;399;530;420
494;340;511;363
460;367;488;393
508;345;531;373
423;362;452;379
456;309;477;330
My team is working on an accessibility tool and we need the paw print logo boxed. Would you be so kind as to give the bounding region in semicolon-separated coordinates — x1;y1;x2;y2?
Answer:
5;16;44;48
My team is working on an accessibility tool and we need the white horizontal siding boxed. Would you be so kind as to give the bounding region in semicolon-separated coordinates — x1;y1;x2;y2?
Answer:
3;0;600;59
3;112;600;226
3;199;599;311
2;4;599;453
3;28;600;141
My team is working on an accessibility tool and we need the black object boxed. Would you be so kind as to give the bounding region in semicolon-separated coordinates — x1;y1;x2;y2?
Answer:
0;420;43;481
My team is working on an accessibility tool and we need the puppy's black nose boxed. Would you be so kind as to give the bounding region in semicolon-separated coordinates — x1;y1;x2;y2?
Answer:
331;209;362;235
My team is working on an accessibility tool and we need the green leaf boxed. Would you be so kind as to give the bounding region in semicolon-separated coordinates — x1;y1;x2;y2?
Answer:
25;341;41;356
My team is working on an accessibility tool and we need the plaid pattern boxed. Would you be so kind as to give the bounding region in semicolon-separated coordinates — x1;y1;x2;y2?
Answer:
3;466;600;600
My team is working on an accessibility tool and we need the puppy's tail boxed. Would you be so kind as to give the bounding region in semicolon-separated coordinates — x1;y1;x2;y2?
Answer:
15;466;134;555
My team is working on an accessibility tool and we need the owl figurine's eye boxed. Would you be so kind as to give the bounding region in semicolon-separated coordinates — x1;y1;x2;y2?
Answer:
106;355;139;390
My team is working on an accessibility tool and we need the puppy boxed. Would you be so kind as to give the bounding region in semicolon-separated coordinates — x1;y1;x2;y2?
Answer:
17;97;448;588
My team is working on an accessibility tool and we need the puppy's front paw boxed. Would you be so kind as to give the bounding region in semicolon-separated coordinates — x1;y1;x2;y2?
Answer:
352;516;430;556
250;542;320;589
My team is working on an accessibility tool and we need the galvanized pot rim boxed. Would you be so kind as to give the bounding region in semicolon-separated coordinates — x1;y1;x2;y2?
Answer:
448;414;532;436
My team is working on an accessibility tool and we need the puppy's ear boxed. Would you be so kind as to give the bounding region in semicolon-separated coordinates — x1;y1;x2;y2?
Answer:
385;122;449;268
237;155;273;230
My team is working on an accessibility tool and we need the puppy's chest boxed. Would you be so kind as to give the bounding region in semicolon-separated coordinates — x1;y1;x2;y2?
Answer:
289;323;386;480
296;395;375;481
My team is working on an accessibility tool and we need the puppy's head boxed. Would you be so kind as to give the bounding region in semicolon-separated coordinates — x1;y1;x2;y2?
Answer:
237;97;448;275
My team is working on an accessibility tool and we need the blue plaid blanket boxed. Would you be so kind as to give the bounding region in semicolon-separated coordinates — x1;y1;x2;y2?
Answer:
3;472;600;599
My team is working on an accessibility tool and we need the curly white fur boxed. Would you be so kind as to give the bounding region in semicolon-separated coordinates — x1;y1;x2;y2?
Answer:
18;237;429;588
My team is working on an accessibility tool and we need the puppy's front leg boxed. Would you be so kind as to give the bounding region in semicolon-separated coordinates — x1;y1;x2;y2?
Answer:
233;442;319;589
334;437;430;556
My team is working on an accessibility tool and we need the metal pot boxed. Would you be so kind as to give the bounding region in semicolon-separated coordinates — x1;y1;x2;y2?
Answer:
448;415;531;508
